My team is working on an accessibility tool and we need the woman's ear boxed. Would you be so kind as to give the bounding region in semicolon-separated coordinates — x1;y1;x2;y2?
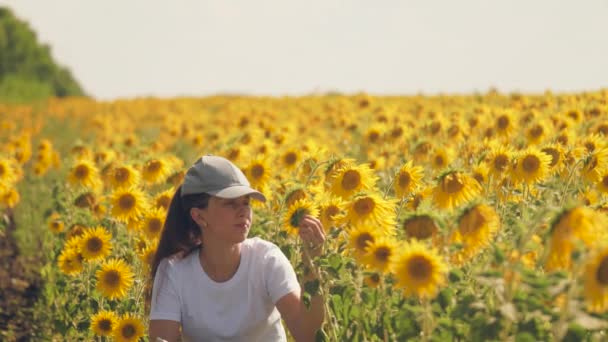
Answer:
190;208;207;227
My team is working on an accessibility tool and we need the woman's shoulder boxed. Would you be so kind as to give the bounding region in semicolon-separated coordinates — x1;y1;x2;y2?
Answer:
245;237;283;257
157;249;199;275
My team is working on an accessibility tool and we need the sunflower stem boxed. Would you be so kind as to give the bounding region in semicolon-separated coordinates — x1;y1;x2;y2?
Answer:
559;157;585;206
420;298;434;342
301;242;339;342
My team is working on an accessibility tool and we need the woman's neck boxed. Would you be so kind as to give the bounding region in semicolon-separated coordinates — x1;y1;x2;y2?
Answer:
199;240;242;283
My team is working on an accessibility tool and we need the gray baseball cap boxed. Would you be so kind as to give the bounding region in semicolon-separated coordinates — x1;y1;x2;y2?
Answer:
181;155;266;202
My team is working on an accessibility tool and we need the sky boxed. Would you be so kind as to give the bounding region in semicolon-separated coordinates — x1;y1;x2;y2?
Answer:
2;0;608;100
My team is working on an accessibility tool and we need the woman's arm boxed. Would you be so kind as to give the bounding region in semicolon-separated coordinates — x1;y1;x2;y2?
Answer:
277;214;326;341
276;285;325;342
149;320;180;342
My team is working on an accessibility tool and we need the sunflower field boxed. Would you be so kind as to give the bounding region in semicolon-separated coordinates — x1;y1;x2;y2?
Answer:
2;90;608;341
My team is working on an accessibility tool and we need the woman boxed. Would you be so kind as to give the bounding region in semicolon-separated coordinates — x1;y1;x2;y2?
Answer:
148;155;326;342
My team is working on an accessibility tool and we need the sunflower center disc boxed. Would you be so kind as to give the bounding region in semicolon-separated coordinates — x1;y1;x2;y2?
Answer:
148;219;162;233
497;116;510;130
115;168;129;182
408;255;432;280
325;206;339;219
251;164;265;179
541;148;559;167
443;174;464;193
398;172;411;188
104;270;121;287
87;237;103;253
284;152;297;165
341;170;361;191
354;197;375;216
146;160;161;172
459;207;486;235
356;233;373;251
122;325;136;338
119;194;136;210
99;319;112;332
375;247;391;263
522;155;540;173
494;155;509;172
597;257;608;285
404;216;436;240
75;165;90;179
529;125;543;138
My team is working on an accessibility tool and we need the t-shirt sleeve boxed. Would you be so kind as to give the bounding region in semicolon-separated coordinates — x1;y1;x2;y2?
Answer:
150;258;181;322
264;245;301;304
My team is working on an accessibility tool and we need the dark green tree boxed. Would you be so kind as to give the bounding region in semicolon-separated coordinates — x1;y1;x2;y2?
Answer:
0;7;85;101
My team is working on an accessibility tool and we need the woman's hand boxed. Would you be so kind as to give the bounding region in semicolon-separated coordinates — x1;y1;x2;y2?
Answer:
298;214;326;258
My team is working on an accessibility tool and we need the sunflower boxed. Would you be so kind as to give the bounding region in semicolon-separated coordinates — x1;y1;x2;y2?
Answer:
245;156;272;189
67;224;86;240
323;157;356;189
142;158;173;185
513;148;552;185
278;147;302;171
57;247;84;276
112;315;145;342
108;165;141;190
494;109;517;137
47;213;65;233
90;310;118;337
584;247;608;313
344;192;396;233
80;226;113;261
579;133;607;154
597;173;608;194
450;203;500;266
390;240;448;300
582;147;608;183
154;187;175;210
364;237;398;273
95;258;134;300
430;147;455;170
282;199;319;236
402;214;440;242
73;191;98;209
471;162;489;187
110;187;149;223
407;187;432;211
1;188;20;208
93;148;117;166
540;143;565;174
140;207;166;239
393;161;424;198
363;272;382;288
545;206;608;271
364;123;387;146
329;163;378;199
347;225;381;265
138;243;157;269
525;120;550;145
485;143;514;180
317;194;347;231
433;171;481;210
67;159;102;191
412;140;433;162
0;157;17;187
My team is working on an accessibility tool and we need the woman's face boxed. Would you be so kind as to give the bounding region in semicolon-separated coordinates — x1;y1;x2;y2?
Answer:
197;195;252;244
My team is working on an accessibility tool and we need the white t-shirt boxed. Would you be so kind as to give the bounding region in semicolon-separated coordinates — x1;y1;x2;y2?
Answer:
150;237;301;342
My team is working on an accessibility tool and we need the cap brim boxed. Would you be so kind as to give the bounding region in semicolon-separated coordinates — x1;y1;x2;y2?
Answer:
208;185;267;202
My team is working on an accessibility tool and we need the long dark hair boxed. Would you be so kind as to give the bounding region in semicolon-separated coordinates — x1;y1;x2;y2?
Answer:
150;185;211;280
146;185;210;314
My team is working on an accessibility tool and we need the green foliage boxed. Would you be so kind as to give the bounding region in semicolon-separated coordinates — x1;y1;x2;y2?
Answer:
0;7;84;102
